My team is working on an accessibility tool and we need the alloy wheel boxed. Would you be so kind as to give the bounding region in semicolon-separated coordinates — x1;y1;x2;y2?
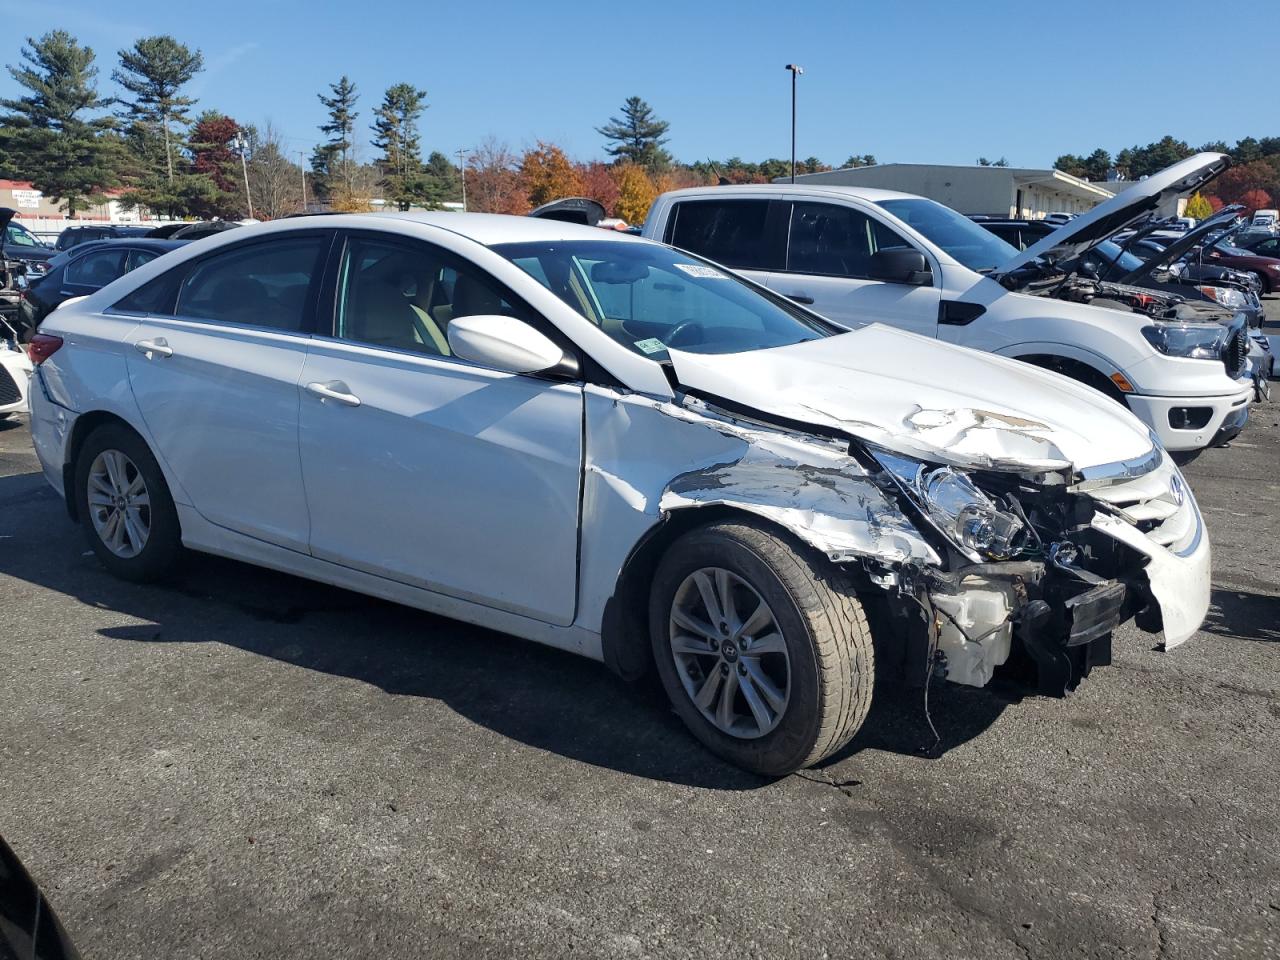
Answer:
87;449;151;559
668;567;791;739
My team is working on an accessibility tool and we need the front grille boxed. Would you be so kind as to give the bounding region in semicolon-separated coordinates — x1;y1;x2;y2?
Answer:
1223;330;1248;376
0;364;20;405
1086;452;1197;554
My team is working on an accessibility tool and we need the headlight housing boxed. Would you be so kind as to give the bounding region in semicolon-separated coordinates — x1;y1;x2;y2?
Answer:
1141;322;1226;360
875;452;1025;560
1197;285;1246;309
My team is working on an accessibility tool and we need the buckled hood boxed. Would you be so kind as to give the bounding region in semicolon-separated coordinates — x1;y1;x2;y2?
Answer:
993;153;1231;282
668;324;1155;474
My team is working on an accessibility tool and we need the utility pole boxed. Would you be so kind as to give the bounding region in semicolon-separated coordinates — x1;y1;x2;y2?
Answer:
456;148;467;212
299;151;308;212
784;64;804;183
234;133;254;219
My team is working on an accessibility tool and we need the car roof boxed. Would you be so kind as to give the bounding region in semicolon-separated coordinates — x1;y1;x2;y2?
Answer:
304;211;650;247
656;183;921;203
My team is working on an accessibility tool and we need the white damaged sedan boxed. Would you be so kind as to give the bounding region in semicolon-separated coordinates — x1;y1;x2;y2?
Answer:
27;214;1210;775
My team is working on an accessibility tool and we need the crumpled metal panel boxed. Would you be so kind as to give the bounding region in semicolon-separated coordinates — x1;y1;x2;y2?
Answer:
659;431;940;565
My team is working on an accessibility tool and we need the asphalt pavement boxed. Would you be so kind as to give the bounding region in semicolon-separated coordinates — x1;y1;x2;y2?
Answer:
1;388;1277;959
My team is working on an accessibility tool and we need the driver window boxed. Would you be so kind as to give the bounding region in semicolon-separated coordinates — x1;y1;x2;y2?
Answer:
787;202;915;279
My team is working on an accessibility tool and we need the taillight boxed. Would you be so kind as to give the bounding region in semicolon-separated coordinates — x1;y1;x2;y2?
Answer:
27;333;63;365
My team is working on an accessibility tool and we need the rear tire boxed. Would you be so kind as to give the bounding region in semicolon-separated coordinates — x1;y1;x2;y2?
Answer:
74;423;183;582
649;519;874;777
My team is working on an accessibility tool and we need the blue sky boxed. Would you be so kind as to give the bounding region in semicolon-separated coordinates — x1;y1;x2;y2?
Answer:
4;0;1278;168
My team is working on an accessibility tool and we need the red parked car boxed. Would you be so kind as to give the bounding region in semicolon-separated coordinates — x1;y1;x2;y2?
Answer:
1199;240;1280;294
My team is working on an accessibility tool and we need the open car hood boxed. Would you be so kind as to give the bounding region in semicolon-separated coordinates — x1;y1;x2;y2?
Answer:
667;325;1154;474
527;197;606;226
1116;204;1244;284
993;153;1230;282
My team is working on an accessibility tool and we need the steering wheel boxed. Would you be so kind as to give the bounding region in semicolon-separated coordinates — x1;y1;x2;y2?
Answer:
666;320;705;348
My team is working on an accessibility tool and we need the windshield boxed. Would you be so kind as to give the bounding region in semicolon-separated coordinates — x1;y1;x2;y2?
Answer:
493;239;835;359
1212;243;1253;257
5;223;40;248
875;198;1018;272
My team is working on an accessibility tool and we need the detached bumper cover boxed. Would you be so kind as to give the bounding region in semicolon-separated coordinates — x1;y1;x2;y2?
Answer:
1090;507;1210;649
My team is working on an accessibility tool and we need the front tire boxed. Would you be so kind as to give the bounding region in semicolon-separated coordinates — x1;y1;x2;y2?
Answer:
75;423;183;582
649;519;874;776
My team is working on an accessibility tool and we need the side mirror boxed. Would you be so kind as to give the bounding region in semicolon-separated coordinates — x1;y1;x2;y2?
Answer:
868;248;932;285
446;314;576;376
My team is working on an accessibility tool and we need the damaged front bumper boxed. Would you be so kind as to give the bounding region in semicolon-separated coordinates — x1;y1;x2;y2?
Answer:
906;449;1209;695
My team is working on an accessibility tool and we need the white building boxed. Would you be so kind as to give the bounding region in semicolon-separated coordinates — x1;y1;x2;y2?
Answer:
777;163;1115;219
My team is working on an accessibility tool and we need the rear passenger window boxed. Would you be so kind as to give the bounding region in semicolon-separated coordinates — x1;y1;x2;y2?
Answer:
668;200;780;270
176;237;325;332
787;202;915;279
66;249;126;287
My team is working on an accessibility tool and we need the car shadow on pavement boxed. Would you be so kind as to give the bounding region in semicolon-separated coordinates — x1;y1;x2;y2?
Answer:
1;466;1010;789
1204;588;1280;643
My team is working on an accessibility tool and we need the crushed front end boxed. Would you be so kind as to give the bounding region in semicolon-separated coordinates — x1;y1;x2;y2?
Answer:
864;441;1208;696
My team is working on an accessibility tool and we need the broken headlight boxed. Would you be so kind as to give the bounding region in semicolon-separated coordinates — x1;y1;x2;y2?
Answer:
1140;322;1226;360
875;452;1025;561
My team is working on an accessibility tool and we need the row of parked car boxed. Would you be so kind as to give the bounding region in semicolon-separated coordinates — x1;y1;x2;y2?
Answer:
2;151;1271;776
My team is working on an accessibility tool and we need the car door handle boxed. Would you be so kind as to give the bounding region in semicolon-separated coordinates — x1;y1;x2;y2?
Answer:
134;337;173;358
783;292;815;304
305;380;361;407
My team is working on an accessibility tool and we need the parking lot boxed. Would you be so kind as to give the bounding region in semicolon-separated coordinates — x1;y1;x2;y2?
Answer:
1;392;1277;959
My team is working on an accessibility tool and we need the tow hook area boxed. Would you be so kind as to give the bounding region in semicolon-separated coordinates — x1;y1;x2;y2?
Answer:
1015;544;1126;696
917;542;1129;697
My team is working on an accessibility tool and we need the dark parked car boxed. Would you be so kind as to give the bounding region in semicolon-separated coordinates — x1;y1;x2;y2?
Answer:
0;208;56;276
1236;233;1280;258
54;224;154;251
146;219;242;241
18;238;186;338
0;835;81;959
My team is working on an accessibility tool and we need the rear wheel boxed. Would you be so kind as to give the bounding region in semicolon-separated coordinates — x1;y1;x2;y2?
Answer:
649;519;874;776
75;423;182;582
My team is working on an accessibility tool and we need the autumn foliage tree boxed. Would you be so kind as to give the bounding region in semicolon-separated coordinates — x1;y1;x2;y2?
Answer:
1212;160;1280;208
520;141;583;208
1183;192;1213;220
614;163;657;224
576;161;620;216
466;137;527;214
1239;188;1274;215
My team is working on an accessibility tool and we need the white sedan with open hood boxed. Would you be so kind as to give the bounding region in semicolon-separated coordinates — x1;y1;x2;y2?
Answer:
27;214;1209;775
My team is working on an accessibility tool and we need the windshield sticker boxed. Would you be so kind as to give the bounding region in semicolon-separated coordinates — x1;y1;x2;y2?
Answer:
673;263;728;279
634;337;667;354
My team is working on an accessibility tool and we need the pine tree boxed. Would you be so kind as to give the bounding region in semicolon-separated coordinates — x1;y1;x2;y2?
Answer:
113;35;203;183
318;75;359;198
597;96;671;169
371;82;427;209
0;30;121;215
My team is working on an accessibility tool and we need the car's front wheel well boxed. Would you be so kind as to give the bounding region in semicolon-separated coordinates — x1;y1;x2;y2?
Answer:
63;411;145;523
600;505;875;682
1015;353;1126;403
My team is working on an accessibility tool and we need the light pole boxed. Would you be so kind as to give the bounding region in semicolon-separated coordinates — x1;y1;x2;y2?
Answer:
233;133;254;219
784;64;804;183
455;148;468;212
